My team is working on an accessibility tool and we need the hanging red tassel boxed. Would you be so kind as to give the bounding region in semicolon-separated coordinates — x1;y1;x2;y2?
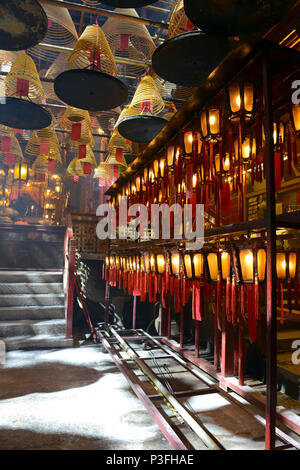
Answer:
287;127;292;175
231;275;237;325
275;152;281;191
216;274;222;331
192;281;203;322
293;135;298;166
280;281;284;325
174;276;181;313
247;284;257;343
240;285;246;319
254;275;260;321
226;275;231;322
279;137;284;176
287;277;292;314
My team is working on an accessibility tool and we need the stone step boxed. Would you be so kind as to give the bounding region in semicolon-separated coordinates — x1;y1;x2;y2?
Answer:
0;319;66;338
1;335;73;351
0;271;63;284
0;305;65;320
0;283;63;295
0;293;64;307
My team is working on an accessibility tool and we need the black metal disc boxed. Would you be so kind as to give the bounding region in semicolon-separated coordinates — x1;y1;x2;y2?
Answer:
101;0;157;7
152;31;239;87
0;0;48;51
184;0;298;37
0;97;52;130
54;69;128;112
118;115;168;143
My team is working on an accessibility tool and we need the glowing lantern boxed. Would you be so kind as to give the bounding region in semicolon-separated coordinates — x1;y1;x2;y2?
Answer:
291;104;300;134
276;252;297;280
200;107;221;141
13;162;28;182
227;81;255;122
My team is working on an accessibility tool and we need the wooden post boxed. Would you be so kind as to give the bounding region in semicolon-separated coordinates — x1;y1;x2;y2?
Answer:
132;295;137;329
167;292;172;339
263;49;278;451
220;312;235;389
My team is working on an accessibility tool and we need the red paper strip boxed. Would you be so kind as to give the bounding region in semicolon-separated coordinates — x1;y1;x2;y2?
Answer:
4;153;15;165
38;173;45;182
48;158;55;172
71;123;82;141
78;144;87;159
115;147;123;163
247;285;257;343
16;78;29;97
83;162;92;175
1;136;11;153
120;34;129;50
275;152;281;191
40;141;50;156
185;162;193;199
221;182;231;212
73;175;79;184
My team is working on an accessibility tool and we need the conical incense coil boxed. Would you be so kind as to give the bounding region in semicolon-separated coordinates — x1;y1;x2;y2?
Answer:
93;161;110;179
68;24;117;77
4;53;45;103
0;130;23;164
102;8;155;75
69;121;95;150
167;0;194;39
29;2;78;63
26;131;61;162
106;150;128;169
60;106;92;128
107;130;132;154
114;105;136;133
66;157;84;177
78;145;97;168
129;75;165;115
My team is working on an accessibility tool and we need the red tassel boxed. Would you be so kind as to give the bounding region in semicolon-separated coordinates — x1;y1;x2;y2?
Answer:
255;275;260;321
287;128;292;175
293;135;298;166
279;137;284;175
192;281;202;321
247;285;257;343
241;285;246;319
221;181;231;212
231;276;237;325
275;152;281;191
216;274;222;331
288;277;292;313
280;281;284;325
226;275;231;322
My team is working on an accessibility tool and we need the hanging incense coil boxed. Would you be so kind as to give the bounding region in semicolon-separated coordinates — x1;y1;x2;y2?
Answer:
102;8;155;76
118;76;167;143
130;75;165;116
26;129;62;163
29;2;78;63
94;162;110;179
69;121;95;151
107;130;132;154
54;24;128;111
66;158;84;177
60;106;92;127
114;105;136;133
106;151;128;170
0;127;23;164
167;0;194;39
0;0;48;51
184;0;298;37
0;54;51;129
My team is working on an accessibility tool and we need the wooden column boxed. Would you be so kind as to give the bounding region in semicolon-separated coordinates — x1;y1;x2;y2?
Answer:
263;49;278;451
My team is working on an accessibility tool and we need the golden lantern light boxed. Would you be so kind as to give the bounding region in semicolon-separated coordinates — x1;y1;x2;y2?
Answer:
149;253;166;275
200;107;221;141
142;252;151;274
214;152;231;174
273;121;285;146
167;144;176;171
13;161;29;182
169;252;181;277
183;252;204;280
276;251;298;280
206;252;219;282
291;104;300;134
221;251;231;281
239;246;266;283
227;81;255;122
135;175;141;192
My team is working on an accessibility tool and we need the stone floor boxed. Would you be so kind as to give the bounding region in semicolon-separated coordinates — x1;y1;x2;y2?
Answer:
0;344;298;450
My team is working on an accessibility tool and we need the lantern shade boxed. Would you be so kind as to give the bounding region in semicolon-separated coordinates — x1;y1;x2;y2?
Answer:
170;253;180;276
228;82;255;121
184;131;193;154
257;249;266;282
14;162;28;182
143;252;150;273
277;252;298;279
291;104;300;133
276;252;287;280
200;108;221;141
193;253;204;279
207;253;219;281
184;254;193;279
239;248;254;282
221;252;231;280
167;145;175;170
156;254;165;275
289;252;297;279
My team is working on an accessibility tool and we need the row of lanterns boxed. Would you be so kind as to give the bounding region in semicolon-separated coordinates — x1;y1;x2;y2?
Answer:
103;246;298;340
112;82;299;226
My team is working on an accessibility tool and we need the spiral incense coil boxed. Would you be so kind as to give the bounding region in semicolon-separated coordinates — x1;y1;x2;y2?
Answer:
60;106;92;128
26;131;61;162
0;129;23;163
107;130;132;154
114;105;136;133
68;24;117;77
93;161;110;179
78;145;97;168
106;150;128;169
4;53;45;103
81;0;101;5
130;75;165;116
167;0;194;39
102;8;155;75
66;157;84;177
69;121;95;150
29;2;78;63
